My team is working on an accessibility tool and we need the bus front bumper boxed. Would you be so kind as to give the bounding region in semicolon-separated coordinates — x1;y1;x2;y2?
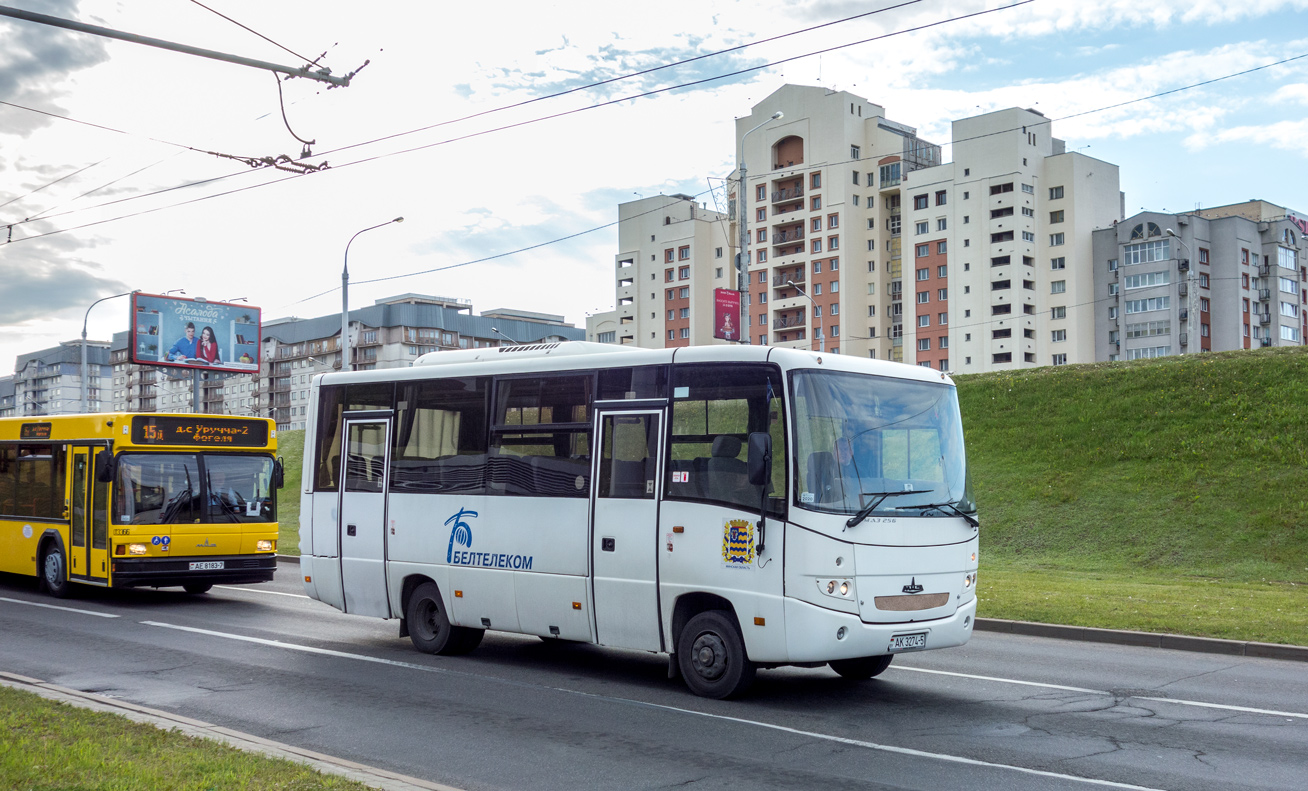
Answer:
781;595;977;664
110;555;277;589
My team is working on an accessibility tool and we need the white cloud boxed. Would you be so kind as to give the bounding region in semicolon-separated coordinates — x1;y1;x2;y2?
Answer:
1183;117;1308;153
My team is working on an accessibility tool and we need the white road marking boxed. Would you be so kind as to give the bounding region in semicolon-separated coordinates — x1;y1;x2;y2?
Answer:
213;585;310;599
892;665;1101;693
1133;696;1308;720
140;620;1170;790
891;666;1308;720
0;596;119;618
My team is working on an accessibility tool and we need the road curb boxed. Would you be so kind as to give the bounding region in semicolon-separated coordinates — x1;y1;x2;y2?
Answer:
0;671;462;791
975;618;1308;662
276;554;300;565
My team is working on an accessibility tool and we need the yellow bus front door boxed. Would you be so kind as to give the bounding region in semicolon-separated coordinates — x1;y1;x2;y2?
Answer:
69;448;109;582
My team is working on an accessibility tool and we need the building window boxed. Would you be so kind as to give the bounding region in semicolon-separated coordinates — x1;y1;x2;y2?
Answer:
1200;273;1210;288
828;214;839;229
991;231;1014;243
915;221;929;235
828;236;839;250
1022;231;1036;242
917;291;930;304
830;280;840;293
937;218;948;231
812;239;822;253
1049;233;1065;246
937;288;948;301
992;280;1011;291
811;196;822;211
715;247;723;258
680;328;690;339
680;308;690;318
937;241;948;255
668;330;675;340
1052;353;1067;365
1051;257;1066;270
830;324;839;336
756;185;766;201
1125;296;1170;314
938;312;948;325
1123;240;1169;265
990;183;1013;195
679;266;690;279
992;352;1012;363
850;145;860;160
935;190;947;206
914;194;929;210
812;217;822;232
918;338;931;351
597;331;616;343
1051;280;1066;294
852;170;860;185
715;267;723;278
1051;306;1066;319
916;244;929;258
1049;186;1064;200
1052;329;1067;342
679;287;689;298
918;315;930;327
1021;183;1034;194
666;249;675;262
811;172;821;189
937;265;948;278
1123;271;1170;289
917;267;930;281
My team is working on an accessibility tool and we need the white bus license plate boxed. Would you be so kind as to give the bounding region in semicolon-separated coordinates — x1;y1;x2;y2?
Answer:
189;561;224;571
889;632;927;652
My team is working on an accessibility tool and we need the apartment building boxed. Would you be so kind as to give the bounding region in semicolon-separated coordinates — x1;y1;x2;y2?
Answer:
1091;202;1308;360
594;85;1124;372
0;376;15;417
11;341;112;416
736;85;943;361
587;194;731;347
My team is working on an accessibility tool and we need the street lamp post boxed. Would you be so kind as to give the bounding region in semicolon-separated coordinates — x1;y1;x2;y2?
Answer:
342;217;404;372
1165;228;1195;354
787;279;822;352
737;111;784;306
81;290;138;413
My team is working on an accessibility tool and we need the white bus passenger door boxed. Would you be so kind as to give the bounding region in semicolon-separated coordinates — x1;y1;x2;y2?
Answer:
338;418;391;617
590;411;664;652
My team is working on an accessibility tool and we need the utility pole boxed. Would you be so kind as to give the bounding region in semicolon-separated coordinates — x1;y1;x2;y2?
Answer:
0;5;357;87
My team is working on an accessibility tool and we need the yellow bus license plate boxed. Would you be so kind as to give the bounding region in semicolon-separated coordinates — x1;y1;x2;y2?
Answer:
189;561;224;571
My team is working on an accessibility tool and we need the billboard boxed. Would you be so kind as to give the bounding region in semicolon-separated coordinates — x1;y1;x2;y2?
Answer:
130;293;261;374
713;288;742;342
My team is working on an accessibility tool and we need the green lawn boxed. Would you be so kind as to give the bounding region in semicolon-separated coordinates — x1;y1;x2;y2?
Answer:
277;429;305;556
957;347;1308;642
0;685;371;791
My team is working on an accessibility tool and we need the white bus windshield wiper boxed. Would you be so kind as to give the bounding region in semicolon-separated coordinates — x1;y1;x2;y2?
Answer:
893;500;979;527
844;490;928;530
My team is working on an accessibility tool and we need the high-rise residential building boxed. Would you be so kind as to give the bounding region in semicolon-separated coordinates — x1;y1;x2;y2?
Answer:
1092;202;1307;360
0;376;16;417
594;85;1125;372
586;194;730;347
12;341;112;416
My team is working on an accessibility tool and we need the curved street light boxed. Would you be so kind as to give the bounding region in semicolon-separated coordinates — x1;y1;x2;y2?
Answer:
342;217;404;371
81;290;139;413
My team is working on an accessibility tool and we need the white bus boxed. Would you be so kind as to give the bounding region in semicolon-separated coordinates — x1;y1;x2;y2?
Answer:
298;342;978;698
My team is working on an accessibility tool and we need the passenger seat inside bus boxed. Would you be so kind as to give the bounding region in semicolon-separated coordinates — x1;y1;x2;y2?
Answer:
707;436;751;506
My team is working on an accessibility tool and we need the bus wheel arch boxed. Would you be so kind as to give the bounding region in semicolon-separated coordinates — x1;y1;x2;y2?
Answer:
670;593;756;699
37;530;71;599
402;578;483;656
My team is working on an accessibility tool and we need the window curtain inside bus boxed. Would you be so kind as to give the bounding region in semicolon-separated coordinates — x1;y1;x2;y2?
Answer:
489;374;592;497
391;377;489;494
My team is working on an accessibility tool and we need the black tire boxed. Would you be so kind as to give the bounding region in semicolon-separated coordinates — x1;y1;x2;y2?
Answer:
183;583;213;595
676;610;755;699
40;543;71;599
829;654;893;680
405;582;484;655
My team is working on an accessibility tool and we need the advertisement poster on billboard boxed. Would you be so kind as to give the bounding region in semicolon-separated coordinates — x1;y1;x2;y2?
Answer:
130;293;261;374
713;288;742;342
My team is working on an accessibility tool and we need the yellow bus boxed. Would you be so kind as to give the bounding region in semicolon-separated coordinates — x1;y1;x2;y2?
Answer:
0;413;283;598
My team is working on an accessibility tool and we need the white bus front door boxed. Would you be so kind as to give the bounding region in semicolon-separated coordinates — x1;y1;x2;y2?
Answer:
590;410;664;651
338;418;391;617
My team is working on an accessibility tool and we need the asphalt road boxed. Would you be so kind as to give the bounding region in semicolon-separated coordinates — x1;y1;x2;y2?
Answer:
1;567;1304;791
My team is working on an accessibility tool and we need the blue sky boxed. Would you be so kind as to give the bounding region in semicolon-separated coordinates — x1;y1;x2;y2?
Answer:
1;0;1306;375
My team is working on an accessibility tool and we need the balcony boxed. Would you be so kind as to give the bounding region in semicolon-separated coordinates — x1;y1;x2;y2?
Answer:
772;314;807;329
772;270;804;287
890;289;903;302
772;228;804;244
1259;313;1272;325
770;185;803;203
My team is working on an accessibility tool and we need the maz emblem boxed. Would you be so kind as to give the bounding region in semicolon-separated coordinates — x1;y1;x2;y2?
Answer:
197;539;217;548
901;577;924;594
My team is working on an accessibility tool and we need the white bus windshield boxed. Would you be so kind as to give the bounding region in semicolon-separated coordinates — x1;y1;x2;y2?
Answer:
791;370;972;517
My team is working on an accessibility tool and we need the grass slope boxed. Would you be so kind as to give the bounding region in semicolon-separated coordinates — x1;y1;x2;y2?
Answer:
0;685;369;790
957;347;1308;643
277;429;305;556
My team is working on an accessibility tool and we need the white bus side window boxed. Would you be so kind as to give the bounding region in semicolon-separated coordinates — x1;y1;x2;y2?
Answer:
489;374;593;497
392;377;490;494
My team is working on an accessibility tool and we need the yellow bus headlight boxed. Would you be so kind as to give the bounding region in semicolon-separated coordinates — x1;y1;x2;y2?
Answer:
128;543;148;555
256;540;276;552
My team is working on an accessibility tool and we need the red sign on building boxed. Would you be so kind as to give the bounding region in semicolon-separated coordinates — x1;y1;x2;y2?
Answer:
713;289;742;342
